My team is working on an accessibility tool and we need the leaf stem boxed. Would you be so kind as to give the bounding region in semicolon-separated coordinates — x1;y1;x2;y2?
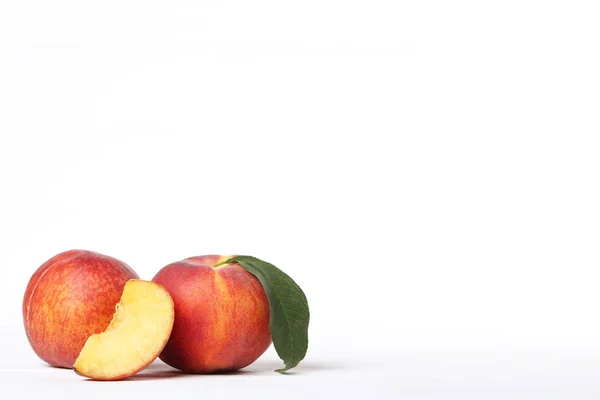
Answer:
213;258;234;268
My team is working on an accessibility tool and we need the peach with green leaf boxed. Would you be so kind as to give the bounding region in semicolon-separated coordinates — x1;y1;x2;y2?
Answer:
153;255;310;373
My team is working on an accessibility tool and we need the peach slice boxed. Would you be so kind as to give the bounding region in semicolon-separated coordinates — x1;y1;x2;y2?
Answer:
73;280;174;380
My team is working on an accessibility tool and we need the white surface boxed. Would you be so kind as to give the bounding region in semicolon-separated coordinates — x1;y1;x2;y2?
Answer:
1;1;600;398
5;327;600;400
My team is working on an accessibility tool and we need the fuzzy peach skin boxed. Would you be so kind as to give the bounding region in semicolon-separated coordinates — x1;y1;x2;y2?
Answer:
23;250;139;368
152;255;271;373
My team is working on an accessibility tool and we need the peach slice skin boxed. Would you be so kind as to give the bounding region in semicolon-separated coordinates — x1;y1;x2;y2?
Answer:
73;280;175;380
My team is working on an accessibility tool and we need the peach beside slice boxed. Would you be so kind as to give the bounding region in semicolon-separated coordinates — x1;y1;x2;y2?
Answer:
73;280;175;380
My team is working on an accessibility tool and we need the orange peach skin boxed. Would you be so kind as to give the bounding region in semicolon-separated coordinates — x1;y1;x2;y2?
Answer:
23;250;139;368
152;255;271;373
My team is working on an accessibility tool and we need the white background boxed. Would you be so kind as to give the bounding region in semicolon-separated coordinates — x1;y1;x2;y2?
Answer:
1;1;600;398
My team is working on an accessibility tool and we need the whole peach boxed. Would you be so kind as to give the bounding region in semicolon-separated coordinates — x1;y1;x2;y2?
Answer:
23;250;139;368
152;255;271;373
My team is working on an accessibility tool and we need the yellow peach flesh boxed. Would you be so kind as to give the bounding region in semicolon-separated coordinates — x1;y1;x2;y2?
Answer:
73;280;174;380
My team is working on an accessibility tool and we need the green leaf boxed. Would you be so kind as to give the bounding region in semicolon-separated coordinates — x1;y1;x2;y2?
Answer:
219;255;309;373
